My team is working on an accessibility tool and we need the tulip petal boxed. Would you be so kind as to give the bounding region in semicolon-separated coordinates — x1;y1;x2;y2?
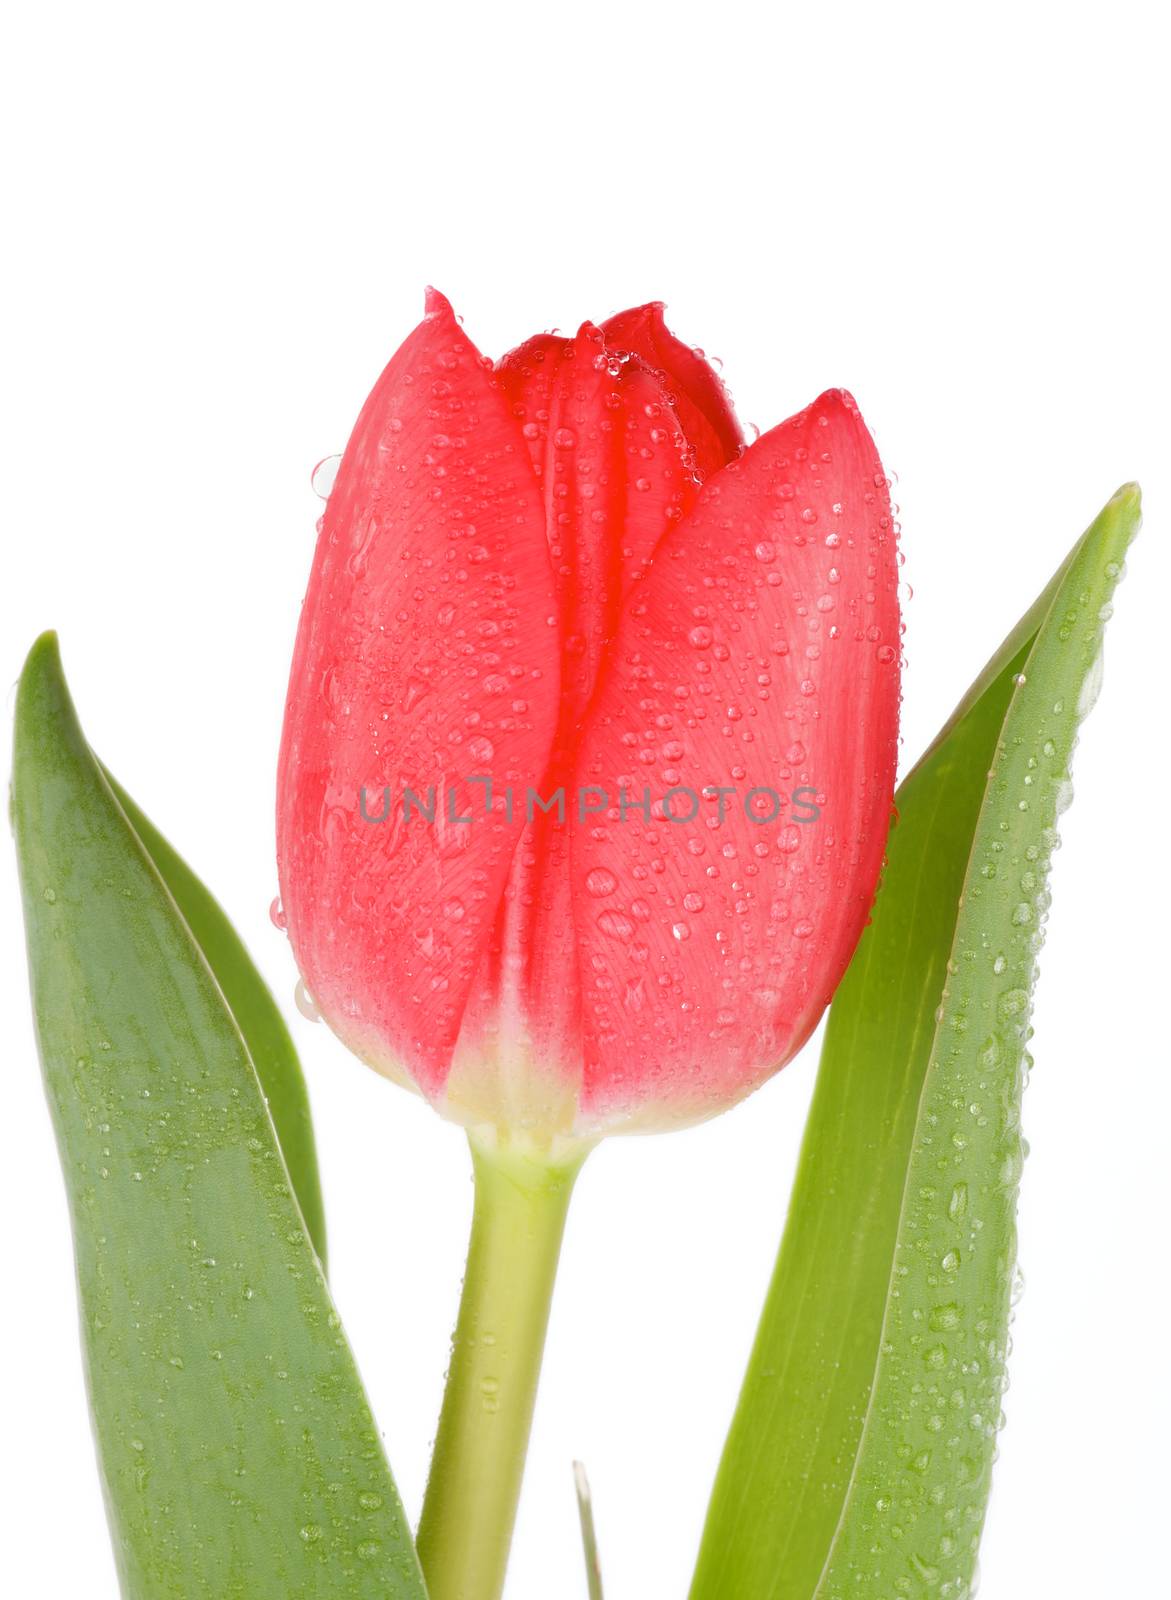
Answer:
452;327;702;1103
571;390;900;1126
496;323;700;699
601;302;745;481
278;292;560;1095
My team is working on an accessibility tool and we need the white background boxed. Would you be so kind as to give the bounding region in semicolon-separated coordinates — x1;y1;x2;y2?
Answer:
2;4;1167;1596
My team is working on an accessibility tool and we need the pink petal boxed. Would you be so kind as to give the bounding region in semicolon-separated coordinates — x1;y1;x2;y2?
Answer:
458;325;701;1083
277;291;560;1096
601;302;745;481
570;390;900;1127
496;321;700;700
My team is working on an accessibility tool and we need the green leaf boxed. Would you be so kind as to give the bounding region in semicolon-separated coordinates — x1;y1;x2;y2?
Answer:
691;486;1141;1600
100;768;328;1267
573;1462;604;1600
11;634;426;1600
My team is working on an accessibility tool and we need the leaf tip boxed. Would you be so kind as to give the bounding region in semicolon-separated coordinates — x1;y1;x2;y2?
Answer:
14;630;73;757
19;628;63;685
1107;481;1142;537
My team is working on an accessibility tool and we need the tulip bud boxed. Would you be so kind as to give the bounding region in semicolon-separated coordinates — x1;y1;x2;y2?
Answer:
277;292;900;1148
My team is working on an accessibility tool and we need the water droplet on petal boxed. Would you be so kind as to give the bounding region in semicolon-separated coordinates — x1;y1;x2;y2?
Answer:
311;455;341;499
294;979;321;1022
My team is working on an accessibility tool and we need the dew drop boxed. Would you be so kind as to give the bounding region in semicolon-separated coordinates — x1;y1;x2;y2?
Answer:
998;988;1029;1019
1077;649;1105;720
294;979;321;1023
401;676;431;714
623;977;645;1010
311;455;341;499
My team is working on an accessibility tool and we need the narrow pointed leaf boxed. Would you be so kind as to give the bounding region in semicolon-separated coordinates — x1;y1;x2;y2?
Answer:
573;1462;605;1600
102;768;327;1266
691;486;1140;1600
12;634;426;1600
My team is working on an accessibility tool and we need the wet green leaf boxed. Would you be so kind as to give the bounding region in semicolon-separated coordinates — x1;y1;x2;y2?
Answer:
573;1461;605;1600
12;634;426;1600
691;486;1141;1600
101;769;327;1266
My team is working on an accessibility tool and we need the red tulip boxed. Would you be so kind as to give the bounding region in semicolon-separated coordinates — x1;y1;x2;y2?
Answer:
277;292;900;1144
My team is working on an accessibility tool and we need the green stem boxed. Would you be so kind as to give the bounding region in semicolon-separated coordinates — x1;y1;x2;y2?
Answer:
417;1134;587;1600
